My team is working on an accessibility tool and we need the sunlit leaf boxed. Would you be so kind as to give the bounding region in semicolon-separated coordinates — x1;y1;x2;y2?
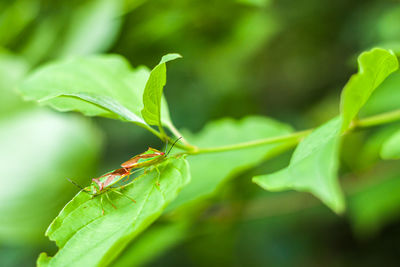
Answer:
253;48;399;213
253;117;345;213
169;116;293;210
141;53;181;127
37;157;190;267
19;54;178;133
340;48;398;131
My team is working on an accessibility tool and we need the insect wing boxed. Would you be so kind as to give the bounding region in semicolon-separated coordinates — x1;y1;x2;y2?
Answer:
111;168;146;188
121;147;165;168
94;168;131;190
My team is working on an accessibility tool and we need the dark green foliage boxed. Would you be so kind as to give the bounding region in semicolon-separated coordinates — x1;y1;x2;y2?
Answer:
1;1;400;266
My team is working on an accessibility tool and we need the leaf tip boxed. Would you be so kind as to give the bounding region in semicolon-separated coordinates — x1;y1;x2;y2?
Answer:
251;175;264;187
160;53;183;64
329;197;346;215
37;252;51;267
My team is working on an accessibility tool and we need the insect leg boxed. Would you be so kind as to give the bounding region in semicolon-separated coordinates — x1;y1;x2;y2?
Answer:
111;189;136;203
100;195;105;215
105;192;117;210
117;183;131;190
164;139;169;154
155;166;161;187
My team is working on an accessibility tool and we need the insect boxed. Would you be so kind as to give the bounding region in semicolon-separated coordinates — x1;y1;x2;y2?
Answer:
68;167;145;215
121;137;182;170
67;137;181;215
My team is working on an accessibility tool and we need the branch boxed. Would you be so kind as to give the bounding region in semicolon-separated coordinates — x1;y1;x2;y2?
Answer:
184;108;400;155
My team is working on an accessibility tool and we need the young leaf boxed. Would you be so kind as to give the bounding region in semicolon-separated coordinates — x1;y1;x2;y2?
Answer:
253;117;344;213
340;48;398;131
19;54;178;134
141;53;182;127
37;157;190;267
168;116;293;210
252;48;399;214
380;129;400;159
360;71;400;117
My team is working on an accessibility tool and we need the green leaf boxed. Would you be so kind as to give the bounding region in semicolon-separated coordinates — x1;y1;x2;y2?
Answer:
340;48;398;131
252;48;399;214
19;55;146;122
112;222;188;267
253;117;345;213
0;110;101;243
19;54;178;134
168;116;293;210
360;71;400;116
141;53;182;127
380;129;400;159
38;157;190;267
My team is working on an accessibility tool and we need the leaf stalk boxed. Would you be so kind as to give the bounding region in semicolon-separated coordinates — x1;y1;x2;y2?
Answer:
176;108;400;155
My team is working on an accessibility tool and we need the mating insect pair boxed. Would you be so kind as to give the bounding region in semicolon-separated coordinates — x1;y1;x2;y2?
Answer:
68;137;181;215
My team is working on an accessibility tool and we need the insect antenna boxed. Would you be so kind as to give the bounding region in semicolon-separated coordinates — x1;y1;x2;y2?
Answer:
165;137;182;156
164;139;169;154
66;178;90;194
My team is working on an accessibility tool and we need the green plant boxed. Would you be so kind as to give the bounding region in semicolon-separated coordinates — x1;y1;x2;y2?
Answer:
18;47;400;266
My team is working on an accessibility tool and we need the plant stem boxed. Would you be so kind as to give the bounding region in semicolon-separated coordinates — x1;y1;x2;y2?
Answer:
166;122;196;149
144;125;163;139
187;130;312;155
158;121;168;142
184;108;400;155
353;109;400;128
143;125;190;150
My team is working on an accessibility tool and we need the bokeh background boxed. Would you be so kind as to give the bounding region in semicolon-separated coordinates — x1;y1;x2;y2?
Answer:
1;0;400;266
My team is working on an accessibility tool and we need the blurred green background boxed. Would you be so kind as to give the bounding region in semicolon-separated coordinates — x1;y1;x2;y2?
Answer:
1;0;400;266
